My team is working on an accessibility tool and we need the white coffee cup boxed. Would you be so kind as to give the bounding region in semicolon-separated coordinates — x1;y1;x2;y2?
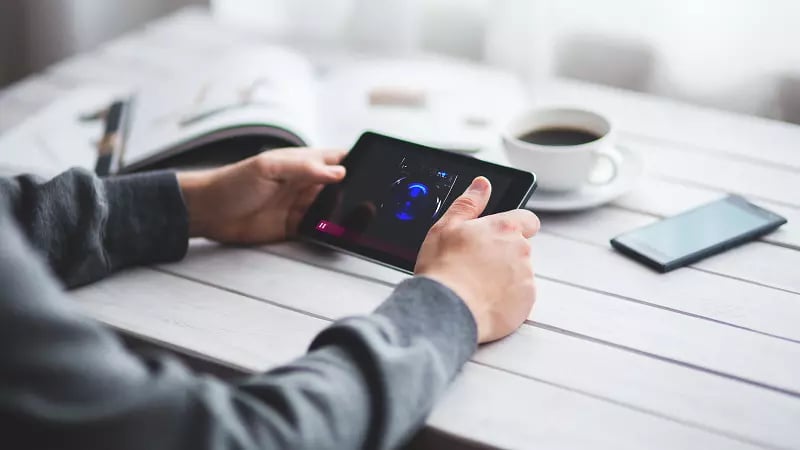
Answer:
502;108;622;192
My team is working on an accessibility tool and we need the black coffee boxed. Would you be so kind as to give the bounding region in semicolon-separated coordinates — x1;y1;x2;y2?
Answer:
518;127;600;146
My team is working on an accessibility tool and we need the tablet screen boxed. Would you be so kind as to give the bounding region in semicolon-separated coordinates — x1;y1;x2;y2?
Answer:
299;132;536;272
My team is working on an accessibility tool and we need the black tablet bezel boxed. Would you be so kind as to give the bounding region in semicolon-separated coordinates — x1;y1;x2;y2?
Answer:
610;195;787;272
298;132;537;273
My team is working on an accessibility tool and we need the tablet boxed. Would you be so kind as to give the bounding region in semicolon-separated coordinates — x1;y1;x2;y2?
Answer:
298;132;537;273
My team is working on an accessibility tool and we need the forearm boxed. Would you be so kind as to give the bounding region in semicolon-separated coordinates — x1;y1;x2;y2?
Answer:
0;168;188;287
0;205;477;450
270;277;478;449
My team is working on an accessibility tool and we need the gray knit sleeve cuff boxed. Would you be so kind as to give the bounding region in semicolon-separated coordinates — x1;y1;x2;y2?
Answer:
102;171;189;270
374;276;478;378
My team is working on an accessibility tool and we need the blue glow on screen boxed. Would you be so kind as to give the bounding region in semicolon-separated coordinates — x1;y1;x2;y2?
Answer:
408;183;428;198
396;211;414;221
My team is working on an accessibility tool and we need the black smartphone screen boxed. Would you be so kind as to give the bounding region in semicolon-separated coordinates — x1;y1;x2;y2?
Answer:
298;132;537;272
611;195;787;272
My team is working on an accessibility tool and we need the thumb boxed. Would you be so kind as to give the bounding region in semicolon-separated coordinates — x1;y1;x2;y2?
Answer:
438;176;492;226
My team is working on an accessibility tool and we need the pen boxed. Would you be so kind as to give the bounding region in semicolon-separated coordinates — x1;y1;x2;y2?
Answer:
95;101;125;176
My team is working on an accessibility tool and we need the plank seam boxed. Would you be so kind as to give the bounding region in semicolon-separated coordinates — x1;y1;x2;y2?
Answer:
538;228;800;296
529;321;800;399
469;360;781;450
689;266;800;296
104;322;256;374
651;173;800;211
620;131;800;173
149;266;333;324
255;240;800;345
252;247;399;288
536;273;800;345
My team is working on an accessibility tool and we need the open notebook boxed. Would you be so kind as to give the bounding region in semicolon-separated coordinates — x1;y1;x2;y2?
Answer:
0;45;527;175
113;45;527;173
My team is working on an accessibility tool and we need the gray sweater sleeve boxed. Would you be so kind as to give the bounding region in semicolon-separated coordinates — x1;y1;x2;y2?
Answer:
0;169;478;450
0;168;189;287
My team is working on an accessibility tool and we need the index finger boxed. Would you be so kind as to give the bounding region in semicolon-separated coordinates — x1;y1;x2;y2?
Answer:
316;148;348;164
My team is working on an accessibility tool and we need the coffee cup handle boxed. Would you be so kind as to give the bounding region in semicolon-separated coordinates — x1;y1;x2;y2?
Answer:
588;147;623;185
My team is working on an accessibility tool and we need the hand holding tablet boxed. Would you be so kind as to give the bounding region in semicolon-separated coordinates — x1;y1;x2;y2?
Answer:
414;175;540;342
298;132;537;273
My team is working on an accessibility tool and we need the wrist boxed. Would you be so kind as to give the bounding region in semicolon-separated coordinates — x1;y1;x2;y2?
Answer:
374;277;479;367
177;170;215;238
415;272;485;342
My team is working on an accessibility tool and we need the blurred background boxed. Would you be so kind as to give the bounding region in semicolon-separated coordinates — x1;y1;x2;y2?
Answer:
2;0;799;124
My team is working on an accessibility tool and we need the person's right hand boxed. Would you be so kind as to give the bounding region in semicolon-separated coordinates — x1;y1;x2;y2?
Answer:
415;176;540;343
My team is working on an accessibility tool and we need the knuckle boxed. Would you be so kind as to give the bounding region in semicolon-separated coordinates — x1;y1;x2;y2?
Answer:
452;196;479;213
253;154;272;172
428;221;470;246
519;240;532;257
452;224;473;242
428;220;448;235
301;160;317;172
513;209;540;233
495;217;517;233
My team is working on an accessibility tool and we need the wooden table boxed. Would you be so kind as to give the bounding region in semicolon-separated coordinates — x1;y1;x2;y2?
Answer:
1;7;799;450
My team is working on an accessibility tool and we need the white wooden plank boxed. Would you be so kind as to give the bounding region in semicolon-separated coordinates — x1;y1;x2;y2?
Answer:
266;237;800;343
532;233;800;342
162;240;395;319
71;268;328;370
695;243;800;293
262;241;410;286
540;207;655;248
537;78;800;170
533;278;800;394
540;207;800;293
259;241;800;391
474;326;800;449
173;242;800;391
96;12;252;78
431;364;761;450
615;177;800;249
71;264;764;450
626;138;800;208
0;75;71;108
158;242;800;448
0;101;42;129
45;53;158;89
0;102;30;134
45;16;257;93
99;35;227;77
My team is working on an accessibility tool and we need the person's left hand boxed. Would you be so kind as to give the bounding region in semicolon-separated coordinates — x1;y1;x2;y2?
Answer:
177;147;346;244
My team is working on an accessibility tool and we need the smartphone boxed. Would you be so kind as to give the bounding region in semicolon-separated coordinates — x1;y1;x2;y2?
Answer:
610;195;787;272
299;132;537;273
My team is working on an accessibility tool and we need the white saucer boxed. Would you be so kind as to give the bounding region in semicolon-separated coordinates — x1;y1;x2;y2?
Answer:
526;146;643;212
